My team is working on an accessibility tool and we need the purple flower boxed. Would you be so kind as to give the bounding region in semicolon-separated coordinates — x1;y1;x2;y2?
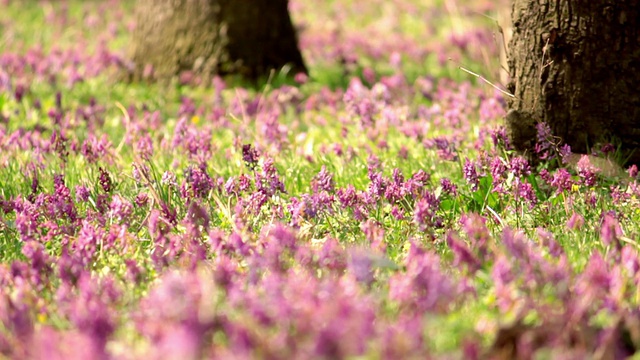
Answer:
135;271;220;359
621;247;640;276
501;228;532;261
539;168;552;183
255;157;285;197
22;240;51;275
384;179;405;204
125;259;144;284
550;168;574;193
67;274;119;355
367;171;387;201
600;143;615;155
51;130;68;160
535;122;555;159
81;135;111;164
148;209;169;238
13;198;39;242
463;158;479;191
108;195;133;222
161;171;177;187
610;185;630;204
424;137;458;161
566;212;585;230
389;242;459;312
573;252;610;318
131;162;150;184
28;173;40;199
490;126;511;150
536;228;563;258
246;191;269;215
576;155;600;186
314;192;335;213
559;144;572;163
1;275;35;344
509;156;531;177
491;255;515;312
171;117;189;149
178;96;197;117
135;134;154;160
96;194;110;214
348;249;375;285
319;238;347;272
224;177;238;195
211;255;237;290
600;213;623;248
446;232;480;272
312;166;335;193
361;219;386;253
180;166;214;199
398;146;409;159
98;167;112;193
479;96;505;123
287;197;305;226
517;181;537;209
403;170;430;197
257;108;289;150
583;192;596;209
344;78;379;129
13;83;25;102
440;178;457;196
489;157;507;192
413;192;441;232
135;192;149;207
52;174;77;222
294;72;308;84
258;224;299;273
242;143;260;170
229;232;251;257
367;154;382;174
337;185;358;208
290;192;334;221
237;174;252;192
74;220;103;265
460;213;489;260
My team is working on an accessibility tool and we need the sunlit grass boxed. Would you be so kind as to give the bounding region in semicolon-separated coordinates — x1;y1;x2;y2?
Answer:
0;0;639;358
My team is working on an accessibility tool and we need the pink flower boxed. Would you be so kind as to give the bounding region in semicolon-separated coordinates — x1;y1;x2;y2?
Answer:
600;213;623;248
566;212;585;230
576;155;600;186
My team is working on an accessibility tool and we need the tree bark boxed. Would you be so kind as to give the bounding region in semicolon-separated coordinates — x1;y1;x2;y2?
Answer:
506;0;640;165
127;0;307;82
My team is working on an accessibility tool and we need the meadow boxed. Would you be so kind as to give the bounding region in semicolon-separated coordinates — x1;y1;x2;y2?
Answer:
1;0;640;358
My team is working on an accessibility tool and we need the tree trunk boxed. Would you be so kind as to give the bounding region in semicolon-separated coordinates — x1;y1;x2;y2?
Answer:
506;0;640;165
127;0;307;82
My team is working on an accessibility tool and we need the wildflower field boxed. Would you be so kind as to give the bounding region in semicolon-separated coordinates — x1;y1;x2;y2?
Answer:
2;0;640;358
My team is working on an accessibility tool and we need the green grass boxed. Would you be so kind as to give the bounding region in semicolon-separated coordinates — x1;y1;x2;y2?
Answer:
1;0;639;357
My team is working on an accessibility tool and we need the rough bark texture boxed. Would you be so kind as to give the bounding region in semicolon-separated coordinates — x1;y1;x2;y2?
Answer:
127;0;307;82
506;0;640;165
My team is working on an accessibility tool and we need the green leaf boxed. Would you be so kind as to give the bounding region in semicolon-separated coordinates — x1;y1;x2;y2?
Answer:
441;198;455;211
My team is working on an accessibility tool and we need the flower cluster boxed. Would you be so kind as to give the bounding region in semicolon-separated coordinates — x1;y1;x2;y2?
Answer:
1;0;639;358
